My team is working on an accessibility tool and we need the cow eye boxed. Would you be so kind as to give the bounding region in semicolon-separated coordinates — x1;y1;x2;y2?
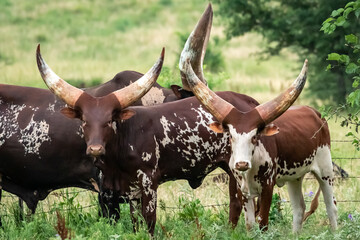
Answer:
251;136;257;144
107;121;113;127
82;121;87;127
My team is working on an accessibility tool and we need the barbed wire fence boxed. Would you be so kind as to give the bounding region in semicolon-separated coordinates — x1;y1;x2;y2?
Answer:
0;139;359;218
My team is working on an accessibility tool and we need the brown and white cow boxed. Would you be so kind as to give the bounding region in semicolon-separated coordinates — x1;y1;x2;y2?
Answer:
180;56;338;232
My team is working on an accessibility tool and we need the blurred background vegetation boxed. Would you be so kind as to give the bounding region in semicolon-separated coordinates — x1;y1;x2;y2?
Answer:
0;0;304;105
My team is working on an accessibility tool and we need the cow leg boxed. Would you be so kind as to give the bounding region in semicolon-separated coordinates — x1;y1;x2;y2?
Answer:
257;185;273;231
141;194;157;235
312;147;337;230
137;170;158;235
228;174;242;227
313;174;337;230
287;178;305;232
317;179;337;230
141;185;158;235
243;195;256;231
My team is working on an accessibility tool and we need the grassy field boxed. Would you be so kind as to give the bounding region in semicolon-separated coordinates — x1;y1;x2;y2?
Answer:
0;0;359;239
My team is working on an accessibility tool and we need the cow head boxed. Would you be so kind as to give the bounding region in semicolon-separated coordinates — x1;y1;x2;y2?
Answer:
180;58;307;173
36;44;164;158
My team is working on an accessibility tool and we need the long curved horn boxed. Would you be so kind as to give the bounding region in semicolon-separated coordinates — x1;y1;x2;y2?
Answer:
113;48;165;108
182;59;234;123
255;59;308;125
179;3;213;91
36;44;84;107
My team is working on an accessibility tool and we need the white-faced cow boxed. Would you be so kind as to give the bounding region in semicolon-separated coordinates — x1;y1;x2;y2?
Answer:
181;53;338;232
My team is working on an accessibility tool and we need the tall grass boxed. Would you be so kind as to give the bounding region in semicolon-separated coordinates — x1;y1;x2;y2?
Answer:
0;0;359;239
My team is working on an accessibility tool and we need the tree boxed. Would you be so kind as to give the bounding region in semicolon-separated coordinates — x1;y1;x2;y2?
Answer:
214;0;360;103
321;1;360;150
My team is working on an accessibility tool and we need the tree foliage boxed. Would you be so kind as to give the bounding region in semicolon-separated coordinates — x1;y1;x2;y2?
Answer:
214;0;360;103
321;1;360;150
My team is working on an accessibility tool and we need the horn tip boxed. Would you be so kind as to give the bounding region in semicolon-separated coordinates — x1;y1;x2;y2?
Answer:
36;44;41;54
161;47;165;58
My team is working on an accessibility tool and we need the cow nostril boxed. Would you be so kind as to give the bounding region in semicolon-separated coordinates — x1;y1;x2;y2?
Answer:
88;145;105;156
235;162;249;171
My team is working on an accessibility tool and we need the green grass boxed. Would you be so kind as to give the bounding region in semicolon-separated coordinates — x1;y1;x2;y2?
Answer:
0;0;359;239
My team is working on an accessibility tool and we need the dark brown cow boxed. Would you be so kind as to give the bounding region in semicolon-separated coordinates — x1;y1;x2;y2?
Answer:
181;55;338;232
38;5;251;234
0;44;195;224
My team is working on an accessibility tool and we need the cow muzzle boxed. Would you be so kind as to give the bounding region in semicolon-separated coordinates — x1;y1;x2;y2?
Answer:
235;161;250;171
87;144;105;157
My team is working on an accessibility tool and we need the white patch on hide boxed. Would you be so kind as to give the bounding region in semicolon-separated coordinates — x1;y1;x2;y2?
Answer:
18;116;51;156
0;104;26;146
76;125;84;139
112;121;117;134
141;87;166;106
142;152;152;162
159;116;175;147
46;103;55;113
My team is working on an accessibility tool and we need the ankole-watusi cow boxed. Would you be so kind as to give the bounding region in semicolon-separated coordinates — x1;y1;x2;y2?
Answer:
0;39;197;224
180;53;338;231
38;4;253;234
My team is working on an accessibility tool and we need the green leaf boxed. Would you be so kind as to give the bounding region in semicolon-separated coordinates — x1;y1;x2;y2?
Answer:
345;34;358;44
326;64;332;71
345;62;360;74
335;16;346;26
344;7;354;18
346;132;354;137
345;2;355;8
330;8;344;18
353;78;359;88
329;23;336;33
320;22;330;33
339;54;350;64
331;10;340;17
327;53;340;61
356;8;360;18
323;17;335;24
347;89;360;107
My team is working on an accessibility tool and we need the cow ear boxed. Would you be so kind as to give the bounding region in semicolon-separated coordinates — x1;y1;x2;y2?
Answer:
171;85;194;99
170;85;182;99
261;124;279;136
117;109;136;121
209;122;224;133
60;107;81;119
